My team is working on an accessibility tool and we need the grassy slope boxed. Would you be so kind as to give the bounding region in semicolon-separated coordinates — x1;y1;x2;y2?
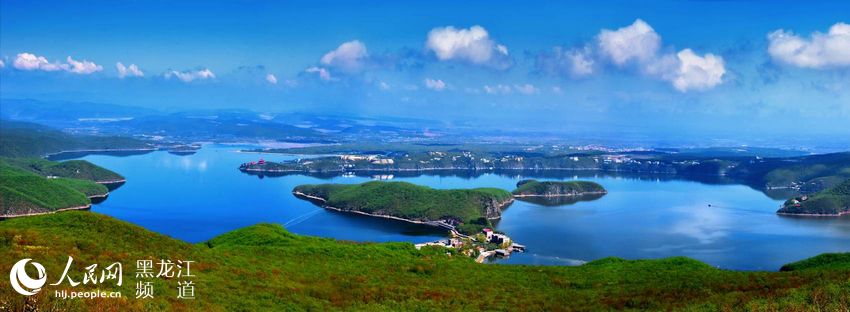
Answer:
2;157;124;182
779;179;850;215
0;163;90;215
512;179;606;196
51;178;109;197
294;181;512;223
1;212;850;311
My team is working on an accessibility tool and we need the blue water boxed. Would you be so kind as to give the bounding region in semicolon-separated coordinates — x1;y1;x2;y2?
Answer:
75;144;850;270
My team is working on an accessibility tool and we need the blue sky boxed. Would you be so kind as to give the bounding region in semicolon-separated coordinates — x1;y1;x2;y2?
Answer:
1;0;849;140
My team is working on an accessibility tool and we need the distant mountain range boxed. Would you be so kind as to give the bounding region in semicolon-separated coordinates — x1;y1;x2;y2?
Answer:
0;98;450;142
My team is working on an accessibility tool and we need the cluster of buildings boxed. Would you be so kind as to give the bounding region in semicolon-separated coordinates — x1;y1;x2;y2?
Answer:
414;228;526;263
339;154;394;165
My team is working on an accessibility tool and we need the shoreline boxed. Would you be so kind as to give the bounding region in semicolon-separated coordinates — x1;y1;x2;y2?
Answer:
0;204;92;219
43;147;157;159
88;192;109;199
292;191;458;231
240;167;690;176
777;210;850;217
513;191;608;198
97;179;127;184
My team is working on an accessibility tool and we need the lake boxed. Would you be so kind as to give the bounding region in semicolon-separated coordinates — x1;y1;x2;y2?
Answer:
72;144;850;270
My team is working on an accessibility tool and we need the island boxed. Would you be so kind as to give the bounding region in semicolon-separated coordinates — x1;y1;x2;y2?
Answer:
512;179;607;197
164;143;202;156
293;181;513;234
778;179;850;216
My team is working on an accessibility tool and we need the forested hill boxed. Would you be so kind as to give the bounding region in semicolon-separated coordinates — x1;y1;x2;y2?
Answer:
293;181;514;234
0;120;152;158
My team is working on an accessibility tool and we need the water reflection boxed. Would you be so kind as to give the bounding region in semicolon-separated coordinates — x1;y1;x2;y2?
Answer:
514;193;606;207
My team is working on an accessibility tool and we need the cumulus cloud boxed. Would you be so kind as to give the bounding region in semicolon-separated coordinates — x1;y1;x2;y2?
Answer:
14;53;64;71
597;19;661;66
116;62;144;78
13;53;102;74
320;40;368;72
305;66;333;81
640;50;726;93
65;56;102;74
424;78;446;91
266;73;278;84
767;22;850;69
165;68;215;82
544;19;725;92
425;25;512;69
536;46;594;78
669;49;725;92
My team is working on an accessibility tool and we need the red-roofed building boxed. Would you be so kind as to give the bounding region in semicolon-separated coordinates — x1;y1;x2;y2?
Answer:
482;228;493;240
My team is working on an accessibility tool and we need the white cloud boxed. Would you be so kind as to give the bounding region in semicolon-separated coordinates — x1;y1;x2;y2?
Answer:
377;80;390;90
116;62;144;78
0;60;4;68
65;56;102;74
670;49;725;92
165;68;215;82
14;53;63;71
767;22;850;69
305;66;333;81
424;78;446;91
320;40;368;72
266;73;278;84
597;19;661;66
425;25;512;68
513;84;539;95
593;19;726;91
537;46;594;78
13;53;102;74
483;84;512;95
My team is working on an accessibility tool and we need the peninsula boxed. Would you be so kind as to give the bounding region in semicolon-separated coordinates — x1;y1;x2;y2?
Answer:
778;179;850;216
0;158;122;218
293;181;523;262
238;148;850;197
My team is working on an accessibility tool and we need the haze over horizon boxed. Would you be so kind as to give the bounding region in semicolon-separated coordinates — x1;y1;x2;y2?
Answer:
1;0;849;143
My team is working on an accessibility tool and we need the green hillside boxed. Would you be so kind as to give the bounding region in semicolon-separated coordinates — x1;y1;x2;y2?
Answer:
779;179;850;215
0;120;151;157
2;157;124;182
294;181;513;234
512;179;606;196
1;211;850;311
0;163;91;216
51;177;109;197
